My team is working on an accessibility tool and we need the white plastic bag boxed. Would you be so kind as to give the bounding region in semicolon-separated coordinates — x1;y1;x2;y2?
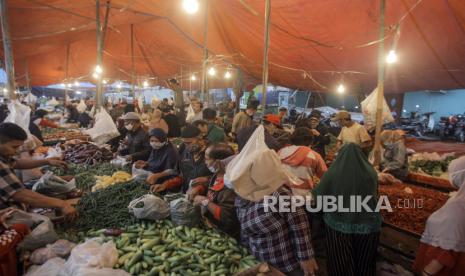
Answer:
361;88;394;131
110;156;129;169
131;163;152;181
30;239;76;265
5;209;58;250
224;125;292;202
84;108;120;146
5;99;31;136
128;194;170;220
47;97;59;107
61;239;118;275
77;100;87;113
47;146;63;159
25;93;38;105
185;104;195;123
25;257;66;276
32;171;76;196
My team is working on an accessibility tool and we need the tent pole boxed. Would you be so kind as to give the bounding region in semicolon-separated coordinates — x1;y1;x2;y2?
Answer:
25;60;30;92
95;0;103;109
64;44;70;105
130;24;135;99
261;0;271;109
201;0;209;104
0;0;17;100
373;0;386;167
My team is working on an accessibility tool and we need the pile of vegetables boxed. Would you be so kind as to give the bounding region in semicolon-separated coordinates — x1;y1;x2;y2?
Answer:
43;128;89;142
72;220;260;275
51;163;127;192
92;171;132;191
71;180;150;231
409;155;456;177
379;182;448;234
62;142;113;165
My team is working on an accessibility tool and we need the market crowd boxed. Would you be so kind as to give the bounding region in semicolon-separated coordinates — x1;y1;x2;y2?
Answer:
0;94;463;276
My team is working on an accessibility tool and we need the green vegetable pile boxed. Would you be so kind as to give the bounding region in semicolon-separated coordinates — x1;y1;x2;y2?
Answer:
409;156;456;177
51;163;129;192
74;220;260;275
71;180;150;231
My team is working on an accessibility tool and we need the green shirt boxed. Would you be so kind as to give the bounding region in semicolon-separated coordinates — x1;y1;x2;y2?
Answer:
207;123;226;143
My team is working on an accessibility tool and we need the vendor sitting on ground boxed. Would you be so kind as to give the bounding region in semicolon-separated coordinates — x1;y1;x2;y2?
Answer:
178;125;212;193
133;128;180;193
379;129;408;180
0;123;77;219
118;112;151;162
187;143;239;238
31;109;58;128
278;127;327;196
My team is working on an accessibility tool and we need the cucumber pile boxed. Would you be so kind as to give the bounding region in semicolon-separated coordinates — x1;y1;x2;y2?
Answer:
81;220;260;276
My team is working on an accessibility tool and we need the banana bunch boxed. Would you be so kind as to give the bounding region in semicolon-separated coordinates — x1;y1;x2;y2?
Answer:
92;171;132;192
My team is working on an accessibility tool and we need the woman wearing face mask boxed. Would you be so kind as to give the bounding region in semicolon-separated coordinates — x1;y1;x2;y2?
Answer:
379;130;408;180
134;128;180;193
190;143;240;238
413;156;465;276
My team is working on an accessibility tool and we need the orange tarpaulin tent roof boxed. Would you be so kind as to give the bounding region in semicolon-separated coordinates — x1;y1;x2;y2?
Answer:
2;0;465;93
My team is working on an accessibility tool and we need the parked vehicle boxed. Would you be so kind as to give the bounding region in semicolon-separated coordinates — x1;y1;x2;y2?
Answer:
437;114;465;142
399;111;436;137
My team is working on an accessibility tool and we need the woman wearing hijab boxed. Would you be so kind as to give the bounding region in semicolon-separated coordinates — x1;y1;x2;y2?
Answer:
133;128;180;193
413;156;465;276
379;130;408;180
188;143;239;238
313;143;381;276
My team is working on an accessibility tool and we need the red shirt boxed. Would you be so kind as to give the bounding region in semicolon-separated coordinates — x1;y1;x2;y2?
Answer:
413;242;465;276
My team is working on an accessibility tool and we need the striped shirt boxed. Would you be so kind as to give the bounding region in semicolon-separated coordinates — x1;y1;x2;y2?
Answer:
236;186;314;273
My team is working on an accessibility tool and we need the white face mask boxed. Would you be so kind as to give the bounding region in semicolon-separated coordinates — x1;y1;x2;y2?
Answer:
125;124;134;131
208;165;218;173
150;141;165;150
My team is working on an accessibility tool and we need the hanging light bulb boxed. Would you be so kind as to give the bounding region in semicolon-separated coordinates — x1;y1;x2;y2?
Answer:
95;65;103;74
102;79;108;84
67;83;73;88
143;80;149;88
182;0;199;14
337;84;345;94
208;67;216;76
224;71;232;79
92;72;99;79
386;50;398;64
74;81;79;87
191;74;196;81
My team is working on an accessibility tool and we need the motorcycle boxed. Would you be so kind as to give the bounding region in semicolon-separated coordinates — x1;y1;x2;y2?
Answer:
437;114;465;142
399;111;436;137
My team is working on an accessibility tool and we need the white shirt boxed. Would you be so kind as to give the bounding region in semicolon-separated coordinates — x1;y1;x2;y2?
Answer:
337;122;371;146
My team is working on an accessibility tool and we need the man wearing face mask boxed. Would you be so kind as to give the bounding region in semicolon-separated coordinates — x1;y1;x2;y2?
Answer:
231;102;257;138
178;125;212;193
189;143;240;238
133;128;181;193
118;112;151;162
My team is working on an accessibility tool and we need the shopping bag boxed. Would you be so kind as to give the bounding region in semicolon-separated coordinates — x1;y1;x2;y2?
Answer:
131;163;151;181
5;100;31;136
32;171;76;196
128;194;170;220
77;100;87;113
361;87;394;131
30;239;76;265
84;108;120;146
170;197;201;227
5;209;58;250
